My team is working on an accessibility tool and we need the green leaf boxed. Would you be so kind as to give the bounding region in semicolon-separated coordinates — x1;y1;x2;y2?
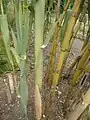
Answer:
21;9;29;55
41;21;57;49
11;28;20;54
11;47;20;67
0;14;13;67
15;1;21;52
14;1;30;117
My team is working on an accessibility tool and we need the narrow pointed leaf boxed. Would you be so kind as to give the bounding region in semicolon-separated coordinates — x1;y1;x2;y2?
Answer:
11;47;20;67
0;14;13;66
41;21;57;49
11;28;20;54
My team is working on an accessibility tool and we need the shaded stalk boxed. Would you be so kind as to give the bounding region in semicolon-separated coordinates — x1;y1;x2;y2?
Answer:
43;0;62;118
84;65;90;72
82;25;90;50
52;0;82;94
72;43;90;85
82;0;90;49
65;42;90;108
66;35;88;77
46;0;61;87
67;88;90;120
46;0;71;87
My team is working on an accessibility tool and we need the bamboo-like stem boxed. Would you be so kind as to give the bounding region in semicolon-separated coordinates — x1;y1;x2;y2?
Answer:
46;0;71;87
84;58;90;72
65;44;90;106
63;0;87;75
45;0;61;87
66;56;81;77
65;41;90;107
88;0;90;20
43;0;63;117
60;2;87;78
52;0;82;93
76;62;90;84
67;88;90;120
82;25;90;50
82;16;86;41
44;0;61;117
60;0;87;108
66;38;88;76
84;66;90;72
72;42;90;86
58;0;71;27
82;1;90;50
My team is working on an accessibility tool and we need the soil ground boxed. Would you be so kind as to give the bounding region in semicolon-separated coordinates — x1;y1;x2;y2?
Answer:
0;38;90;120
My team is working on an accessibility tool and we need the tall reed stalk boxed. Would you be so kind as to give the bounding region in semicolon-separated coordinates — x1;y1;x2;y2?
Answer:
35;0;45;119
52;0;83;94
